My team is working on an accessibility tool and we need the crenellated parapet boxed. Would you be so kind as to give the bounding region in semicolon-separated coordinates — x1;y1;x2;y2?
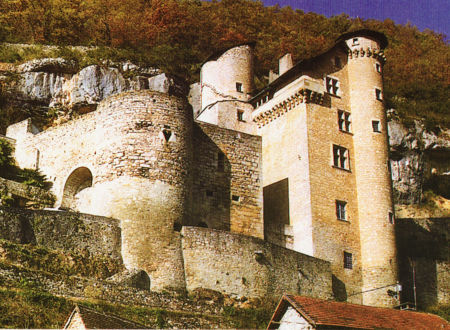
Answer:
253;88;324;128
347;47;386;62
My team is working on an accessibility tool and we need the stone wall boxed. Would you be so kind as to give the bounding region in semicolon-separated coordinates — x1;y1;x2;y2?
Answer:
181;226;332;300
192;122;263;238
0;207;122;261
396;217;449;308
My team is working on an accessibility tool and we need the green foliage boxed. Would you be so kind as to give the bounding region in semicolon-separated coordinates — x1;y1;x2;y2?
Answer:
0;0;448;126
424;304;450;321
0;287;73;328
222;305;272;329
0;139;14;168
0;139;51;189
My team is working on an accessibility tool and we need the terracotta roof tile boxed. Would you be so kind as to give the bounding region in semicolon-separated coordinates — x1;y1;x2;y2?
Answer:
269;295;450;330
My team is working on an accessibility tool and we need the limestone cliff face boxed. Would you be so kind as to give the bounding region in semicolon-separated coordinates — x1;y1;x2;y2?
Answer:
388;110;450;204
1;58;186;121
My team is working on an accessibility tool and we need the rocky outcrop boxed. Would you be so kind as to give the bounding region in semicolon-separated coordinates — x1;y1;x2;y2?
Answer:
388;110;450;204
1;58;187;119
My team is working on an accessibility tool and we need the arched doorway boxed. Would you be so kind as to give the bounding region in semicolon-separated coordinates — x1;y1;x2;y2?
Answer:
60;167;93;210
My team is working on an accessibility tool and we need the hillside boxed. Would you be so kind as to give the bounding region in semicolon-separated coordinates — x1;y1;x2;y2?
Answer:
0;0;449;128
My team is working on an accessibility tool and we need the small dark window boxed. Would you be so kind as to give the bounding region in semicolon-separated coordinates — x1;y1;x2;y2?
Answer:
206;190;213;197
236;82;243;92
232;195;240;202
389;212;395;224
217;152;224;172
237;110;244;121
325;77;339;96
375;88;382;101
336;200;347;221
333;145;349;170
372;120;380;132
376;63;382;73
338;110;351;132
335;56;341;68
344;252;353;269
352;38;359;45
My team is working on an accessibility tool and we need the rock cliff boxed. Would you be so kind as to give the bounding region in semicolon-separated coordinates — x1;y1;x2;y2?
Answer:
0;58;187;131
388;110;450;205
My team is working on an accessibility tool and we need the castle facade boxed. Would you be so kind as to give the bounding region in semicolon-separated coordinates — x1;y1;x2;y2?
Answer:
6;30;398;307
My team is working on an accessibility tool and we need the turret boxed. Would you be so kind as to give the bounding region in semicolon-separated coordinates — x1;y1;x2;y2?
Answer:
342;30;398;307
198;43;256;134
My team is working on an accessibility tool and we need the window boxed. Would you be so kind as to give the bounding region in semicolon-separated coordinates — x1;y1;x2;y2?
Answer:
333;145;349;170
352;38;359;45
217;152;224;172
334;56;341;68
338;110;351;132
376;63;382;73
237;110;244;122
326;77;339;96
372;120;380;132
375;88;382;101
236;82;243;93
336;200;347;221
232;195;240;202
389;212;395;224
344;252;353;269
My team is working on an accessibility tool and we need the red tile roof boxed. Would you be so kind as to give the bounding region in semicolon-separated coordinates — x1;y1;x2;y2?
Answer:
268;295;450;330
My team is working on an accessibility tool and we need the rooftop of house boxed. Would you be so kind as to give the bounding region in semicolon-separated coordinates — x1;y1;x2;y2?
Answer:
64;305;148;329
268;294;450;329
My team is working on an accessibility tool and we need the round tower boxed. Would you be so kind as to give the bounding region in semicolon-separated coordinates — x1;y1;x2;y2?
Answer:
200;43;254;110
343;30;398;307
87;90;193;291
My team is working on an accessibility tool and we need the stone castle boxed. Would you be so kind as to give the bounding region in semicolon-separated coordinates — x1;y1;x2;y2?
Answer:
5;29;400;307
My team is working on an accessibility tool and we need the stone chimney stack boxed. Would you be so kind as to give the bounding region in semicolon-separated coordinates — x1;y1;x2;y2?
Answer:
279;53;293;75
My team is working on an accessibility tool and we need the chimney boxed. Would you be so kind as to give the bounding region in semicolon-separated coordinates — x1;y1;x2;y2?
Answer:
279;53;293;76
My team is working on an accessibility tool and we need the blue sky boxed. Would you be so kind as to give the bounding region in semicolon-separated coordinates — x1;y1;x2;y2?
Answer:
262;0;449;37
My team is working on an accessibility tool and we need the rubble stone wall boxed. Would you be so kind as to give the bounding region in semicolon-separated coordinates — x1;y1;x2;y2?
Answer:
181;226;332;299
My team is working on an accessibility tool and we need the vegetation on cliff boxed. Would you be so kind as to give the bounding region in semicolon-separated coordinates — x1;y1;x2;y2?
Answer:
0;139;50;193
0;0;448;127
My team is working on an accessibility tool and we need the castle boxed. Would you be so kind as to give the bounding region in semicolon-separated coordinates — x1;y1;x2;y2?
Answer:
5;30;399;307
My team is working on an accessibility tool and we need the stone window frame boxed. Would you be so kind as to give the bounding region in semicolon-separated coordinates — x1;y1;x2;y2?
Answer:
336;200;347;221
338;110;351;133
375;62;382;73
344;251;353;269
236;82;243;93
375;88;383;101
389;212;395;224
325;76;340;97
372;120;381;133
332;144;350;171
237;109;245;122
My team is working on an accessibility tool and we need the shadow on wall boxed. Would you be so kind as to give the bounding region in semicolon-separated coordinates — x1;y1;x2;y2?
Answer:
396;218;449;308
60;167;93;210
332;275;348;302
190;124;231;231
263;178;290;247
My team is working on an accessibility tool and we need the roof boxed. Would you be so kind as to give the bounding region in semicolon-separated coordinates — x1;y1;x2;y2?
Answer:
64;305;148;329
251;29;387;102
202;41;256;65
268;295;450;330
336;29;388;49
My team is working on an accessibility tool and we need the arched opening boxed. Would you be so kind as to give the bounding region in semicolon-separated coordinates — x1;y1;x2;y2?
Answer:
60;167;93;210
